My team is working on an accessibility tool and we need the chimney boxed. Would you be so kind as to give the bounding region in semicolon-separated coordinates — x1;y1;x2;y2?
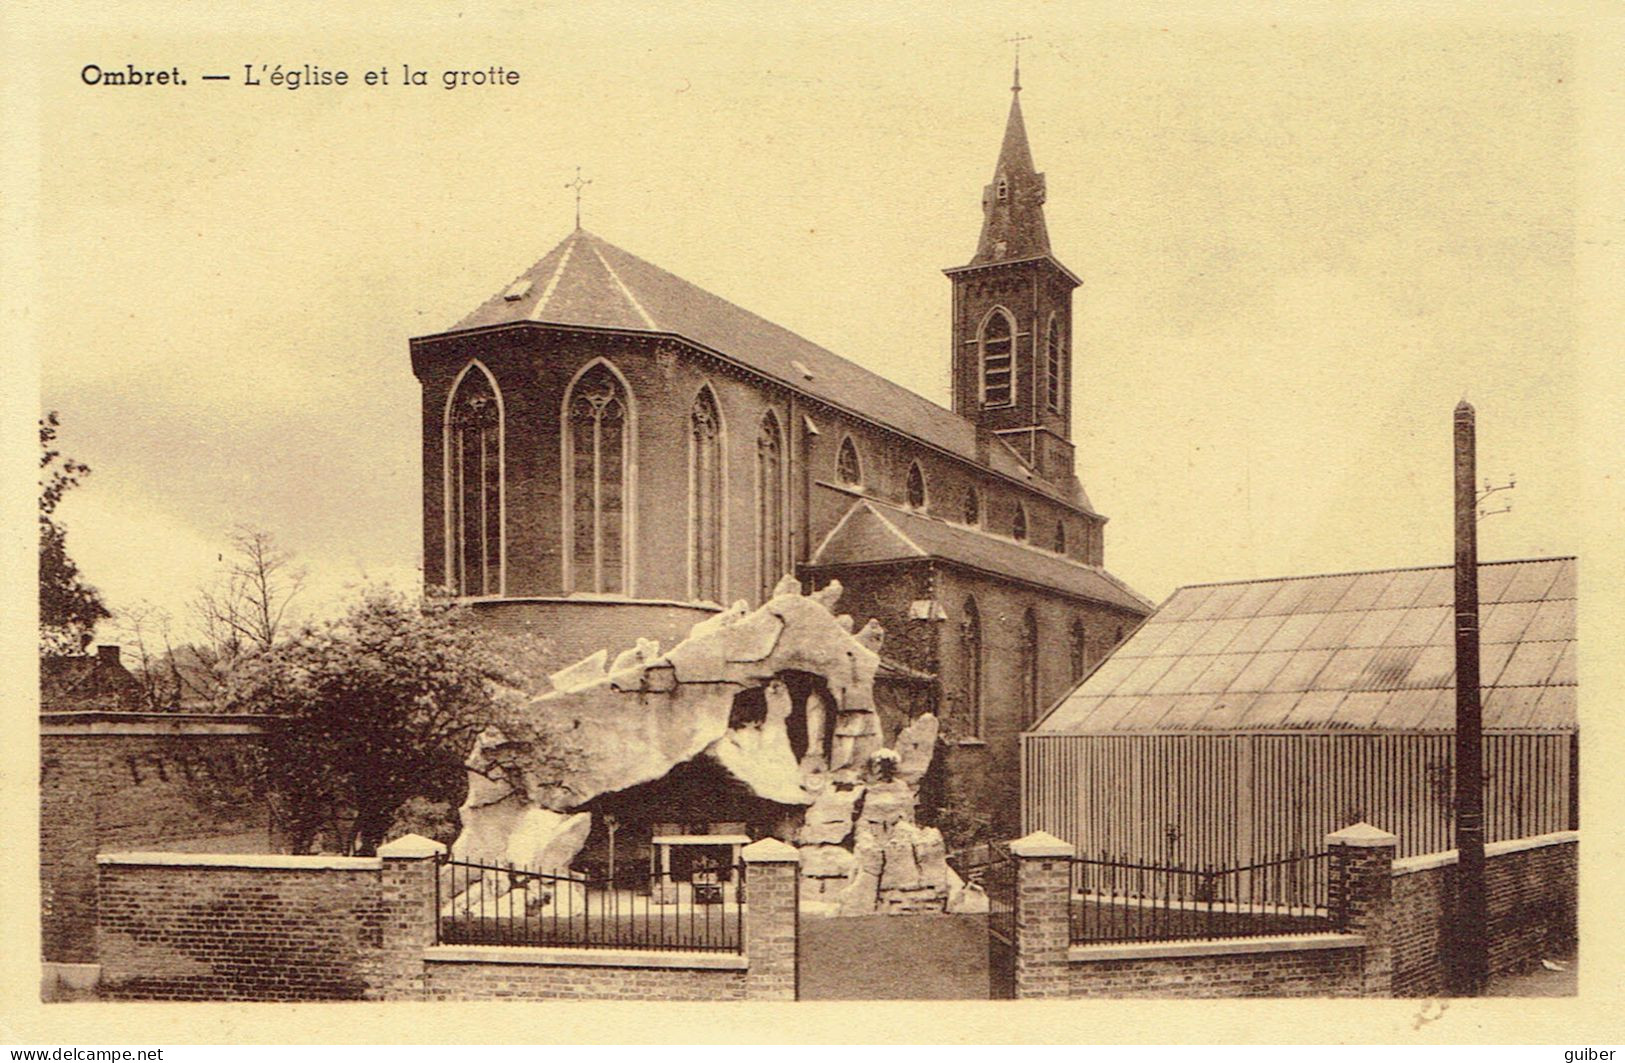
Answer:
96;644;121;667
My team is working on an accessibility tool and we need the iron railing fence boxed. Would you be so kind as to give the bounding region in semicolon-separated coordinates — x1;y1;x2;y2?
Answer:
1069;849;1331;946
436;855;745;954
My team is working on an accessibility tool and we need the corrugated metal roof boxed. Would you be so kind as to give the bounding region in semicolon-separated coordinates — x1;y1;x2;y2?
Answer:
807;498;1153;614
432;229;1091;512
1037;557;1576;733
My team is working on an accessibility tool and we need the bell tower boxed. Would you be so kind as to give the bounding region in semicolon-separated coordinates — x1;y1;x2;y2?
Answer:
945;64;1081;491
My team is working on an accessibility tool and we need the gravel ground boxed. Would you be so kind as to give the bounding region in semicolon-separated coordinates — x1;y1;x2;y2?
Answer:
1486;951;1578;997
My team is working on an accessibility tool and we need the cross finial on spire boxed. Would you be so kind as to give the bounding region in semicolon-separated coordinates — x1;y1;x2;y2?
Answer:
565;166;592;230
1006;33;1032;92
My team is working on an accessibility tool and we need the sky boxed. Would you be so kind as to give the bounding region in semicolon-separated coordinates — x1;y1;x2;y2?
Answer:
14;4;1595;646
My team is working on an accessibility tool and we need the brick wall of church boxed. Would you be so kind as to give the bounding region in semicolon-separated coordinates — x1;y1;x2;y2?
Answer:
415;325;1108;610
936;568;1141;839
806;562;1141;841
414;324;1139;836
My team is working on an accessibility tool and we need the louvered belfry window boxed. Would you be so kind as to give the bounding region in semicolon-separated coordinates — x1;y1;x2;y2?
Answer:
1045;316;1063;414
981;311;1014;407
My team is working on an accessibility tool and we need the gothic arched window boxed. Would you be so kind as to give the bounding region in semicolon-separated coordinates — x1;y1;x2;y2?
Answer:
963;486;981;526
906;462;927;510
961;597;983;737
756;411;786;602
979;310;1014;407
1070;619;1088;681
566;362;631;594
1045;315;1063;415
837;436;862;486
1055;520;1067;555
1013;503;1028;542
1021;608;1040;726
445;363;503;596
689;386;724;603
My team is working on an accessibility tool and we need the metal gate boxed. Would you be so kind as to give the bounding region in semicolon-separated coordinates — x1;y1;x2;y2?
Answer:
945;843;1018;999
980;847;1018;999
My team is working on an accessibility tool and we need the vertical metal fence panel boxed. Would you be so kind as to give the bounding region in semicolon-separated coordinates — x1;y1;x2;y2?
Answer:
1024;730;1573;864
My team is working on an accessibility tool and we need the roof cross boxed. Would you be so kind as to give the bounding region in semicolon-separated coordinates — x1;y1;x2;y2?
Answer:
565;166;593;230
1006;33;1033;91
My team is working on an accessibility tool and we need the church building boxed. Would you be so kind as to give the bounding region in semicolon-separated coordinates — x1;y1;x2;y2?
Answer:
409;72;1152;839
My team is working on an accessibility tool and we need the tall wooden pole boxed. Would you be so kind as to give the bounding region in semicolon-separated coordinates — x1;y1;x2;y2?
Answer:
1452;400;1489;995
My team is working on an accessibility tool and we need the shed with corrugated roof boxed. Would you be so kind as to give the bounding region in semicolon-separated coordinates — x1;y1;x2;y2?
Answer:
1023;557;1576;863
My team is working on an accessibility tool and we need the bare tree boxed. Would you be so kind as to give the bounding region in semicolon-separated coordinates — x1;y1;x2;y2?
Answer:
115;601;222;711
195;525;306;650
191;526;306;677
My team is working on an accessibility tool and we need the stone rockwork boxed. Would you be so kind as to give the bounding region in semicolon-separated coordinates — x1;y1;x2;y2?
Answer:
446;576;958;915
803;725;973;917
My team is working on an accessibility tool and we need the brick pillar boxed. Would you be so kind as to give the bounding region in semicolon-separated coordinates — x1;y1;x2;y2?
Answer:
1009;830;1074;1000
376;833;445;1001
1327;822;1397;998
742;837;800;1001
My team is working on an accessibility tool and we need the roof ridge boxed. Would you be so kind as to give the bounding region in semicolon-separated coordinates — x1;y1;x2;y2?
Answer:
584;237;658;330
862;496;1156;610
531;235;579;318
807;504;857;565
1170;555;1576;594
862;501;930;559
867;496;1115;574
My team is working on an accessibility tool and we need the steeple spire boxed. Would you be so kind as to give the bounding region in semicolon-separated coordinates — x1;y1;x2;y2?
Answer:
968;63;1049;266
943;63;1082;491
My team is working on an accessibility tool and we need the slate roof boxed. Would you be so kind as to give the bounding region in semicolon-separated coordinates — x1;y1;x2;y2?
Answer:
434;228;1090;511
808;498;1153;614
962;81;1055;268
1036;557;1576;734
40;648;142;711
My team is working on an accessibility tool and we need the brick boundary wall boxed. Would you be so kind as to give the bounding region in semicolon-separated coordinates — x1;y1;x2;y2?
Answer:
423;947;747;1001
1390;831;1578;997
94;836;800;1002
42;714;276;964
97;854;388;1001
1037;827;1373;1000
1065;935;1366;998
1006;825;1578;999
1005;830;1368;999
